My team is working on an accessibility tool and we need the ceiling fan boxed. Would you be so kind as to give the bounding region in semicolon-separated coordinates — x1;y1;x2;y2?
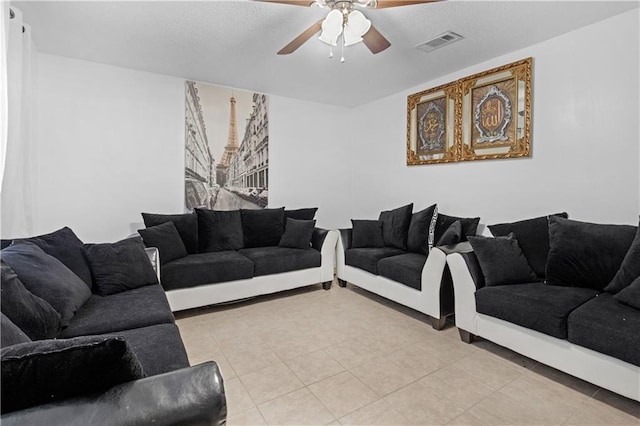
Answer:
255;0;441;57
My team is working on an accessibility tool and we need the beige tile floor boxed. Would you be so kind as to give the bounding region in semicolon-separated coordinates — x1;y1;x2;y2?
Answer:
175;280;640;425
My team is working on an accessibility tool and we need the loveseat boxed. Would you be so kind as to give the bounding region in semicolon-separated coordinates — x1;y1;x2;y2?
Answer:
336;203;480;329
0;227;227;425
446;214;640;402
140;207;338;311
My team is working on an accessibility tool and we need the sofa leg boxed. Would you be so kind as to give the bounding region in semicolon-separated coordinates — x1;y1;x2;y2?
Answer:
431;316;447;331
338;279;347;288
322;281;332;290
458;329;475;344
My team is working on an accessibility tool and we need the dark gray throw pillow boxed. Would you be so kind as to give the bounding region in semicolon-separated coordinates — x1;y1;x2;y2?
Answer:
351;220;385;248
407;204;438;255
284;208;318;222
142;212;198;254
434;213;480;244
138;221;188;264
85;237;159;296
1;261;61;340
12;227;93;288
468;233;537;287
378;203;413;250
546;216;636;291
605;219;640;294
279;218;316;249
1;313;31;348
489;212;568;279
196;209;244;252
1;243;91;327
614;276;640;310
436;220;463;246
241;207;286;248
1;336;145;414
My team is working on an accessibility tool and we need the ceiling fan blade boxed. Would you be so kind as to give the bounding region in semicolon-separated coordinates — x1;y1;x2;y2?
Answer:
254;0;315;6
277;20;324;55
373;0;441;8
362;24;391;54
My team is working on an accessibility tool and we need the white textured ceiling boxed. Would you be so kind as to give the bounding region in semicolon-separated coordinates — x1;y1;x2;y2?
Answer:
13;0;639;107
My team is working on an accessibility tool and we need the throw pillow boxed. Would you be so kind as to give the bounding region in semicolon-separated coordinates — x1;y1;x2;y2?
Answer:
434;213;480;244
546;216;636;291
1;335;145;414
488;212;568;279
1;313;31;348
1;261;62;340
241;207;286;248
1;242;91;328
351;220;385;248
84;237;159;296
195;209;244;252
614;276;640;310
285;208;318;221
378;203;413;250
407;204;438;255
468;233;537;287
279;218;316;249
11;227;93;288
141;212;198;254
435;220;463;246
605;218;640;294
138;221;188;264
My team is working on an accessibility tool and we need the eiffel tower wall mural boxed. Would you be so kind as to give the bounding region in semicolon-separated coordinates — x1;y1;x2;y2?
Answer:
185;81;269;211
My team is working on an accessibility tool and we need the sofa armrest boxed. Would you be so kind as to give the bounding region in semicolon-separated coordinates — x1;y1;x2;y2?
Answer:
1;362;227;426
311;228;329;251
338;228;352;252
145;247;160;281
317;229;338;282
446;252;480;336
336;229;352;278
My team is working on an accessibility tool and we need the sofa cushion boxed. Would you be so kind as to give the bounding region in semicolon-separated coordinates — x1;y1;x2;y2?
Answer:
11;227;93;288
241;207;285;248
104;323;189;376
568;293;640;366
434;213;480;244
279;218;315;249
138;221;188;264
604;219;640;294
285;207;318;222
1;336;144;414
345;247;407;275
142;212;198;254
59;284;175;338
468;234;537;287
85;237;159;296
475;283;598;339
436;220;462;246
489;213;568;278
407;204;438;255
1;242;91;328
377;253;427;291
238;247;321;277
378;203;413;250
1;261;61;340
614;276;640;310
161;251;255;291
546;216;636;291
351;219;385;248
195;209;244;252
1;314;31;348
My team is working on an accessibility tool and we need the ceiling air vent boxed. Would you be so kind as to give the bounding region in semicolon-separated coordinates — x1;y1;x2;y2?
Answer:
415;31;463;53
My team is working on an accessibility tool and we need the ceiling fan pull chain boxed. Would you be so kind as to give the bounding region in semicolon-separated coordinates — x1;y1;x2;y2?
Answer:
329;45;333;58
340;35;346;63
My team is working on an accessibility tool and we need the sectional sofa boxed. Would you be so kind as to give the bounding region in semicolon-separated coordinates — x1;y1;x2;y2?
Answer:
446;214;640;402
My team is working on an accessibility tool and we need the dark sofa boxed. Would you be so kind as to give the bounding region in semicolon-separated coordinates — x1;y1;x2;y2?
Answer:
446;214;640;402
336;203;480;329
0;227;227;425
140;207;338;311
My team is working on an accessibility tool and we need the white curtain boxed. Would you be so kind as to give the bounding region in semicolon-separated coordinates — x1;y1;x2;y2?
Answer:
1;5;35;238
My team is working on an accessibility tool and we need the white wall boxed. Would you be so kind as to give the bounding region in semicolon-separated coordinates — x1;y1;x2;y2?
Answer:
345;9;639;228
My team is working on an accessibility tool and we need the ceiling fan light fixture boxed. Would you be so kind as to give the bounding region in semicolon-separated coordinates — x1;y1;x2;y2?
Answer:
318;9;343;46
343;10;371;46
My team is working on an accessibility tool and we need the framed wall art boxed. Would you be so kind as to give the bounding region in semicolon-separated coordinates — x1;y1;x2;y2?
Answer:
407;82;457;165
458;57;532;161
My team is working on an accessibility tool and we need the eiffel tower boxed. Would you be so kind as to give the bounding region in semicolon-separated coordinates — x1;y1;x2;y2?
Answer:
216;95;239;187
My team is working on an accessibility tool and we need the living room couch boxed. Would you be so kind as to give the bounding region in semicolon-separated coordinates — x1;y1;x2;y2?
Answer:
446;214;640;402
1;227;227;425
336;203;480;329
140;207;338;311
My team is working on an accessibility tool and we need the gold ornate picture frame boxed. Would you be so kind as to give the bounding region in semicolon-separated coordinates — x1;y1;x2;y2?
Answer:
407;82;457;165
459;58;532;161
